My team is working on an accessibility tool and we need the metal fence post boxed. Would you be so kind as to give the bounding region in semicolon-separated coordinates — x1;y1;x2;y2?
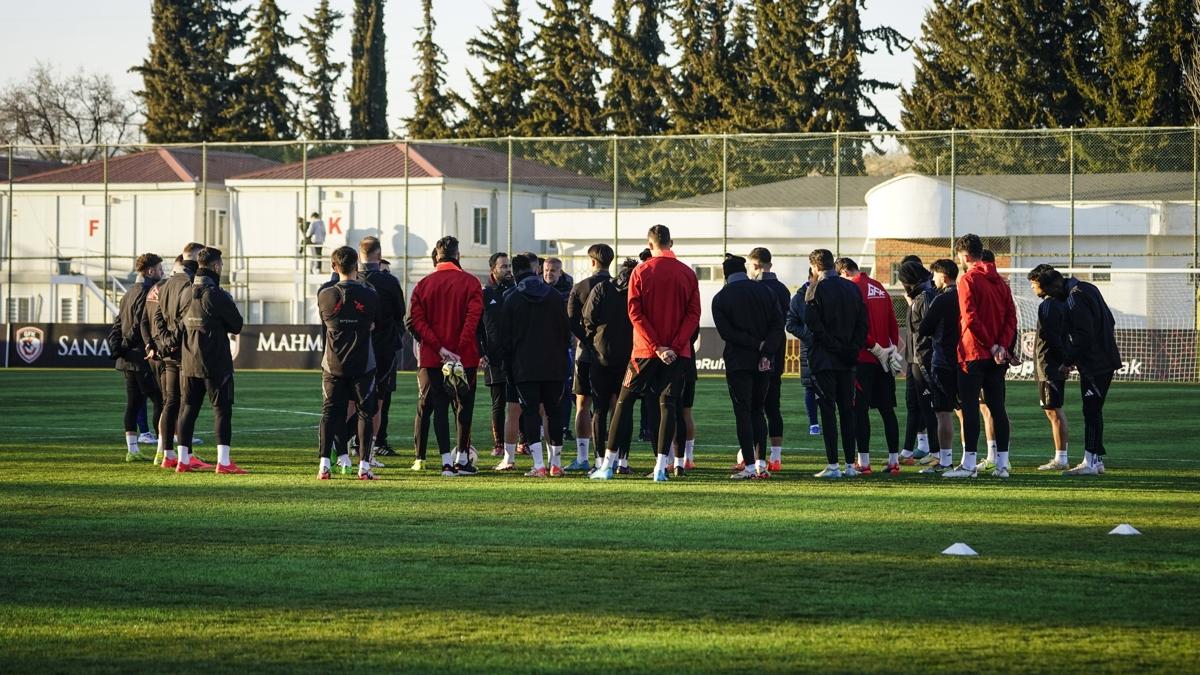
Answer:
403;140;410;287
949;129;957;254
1193;126;1198;277
5;147;12;331
834;131;841;258
1069;128;1076;267
507;137;513;258
103;147;110;310
721;135;729;255
612;136;619;257
201;142;208;242
300;142;308;323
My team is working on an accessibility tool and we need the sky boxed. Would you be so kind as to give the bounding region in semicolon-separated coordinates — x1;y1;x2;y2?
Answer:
0;0;933;135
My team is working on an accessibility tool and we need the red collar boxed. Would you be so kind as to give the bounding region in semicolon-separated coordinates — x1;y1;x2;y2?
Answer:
435;262;460;272
652;249;677;259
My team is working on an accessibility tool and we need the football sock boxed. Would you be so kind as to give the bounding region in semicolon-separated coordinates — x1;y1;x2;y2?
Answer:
770;446;782;462
504;443;516;464
602;449;619;471
684;440;695;461
530;443;545;469
577;438;590;462
917;433;930;453
177;446;191;465
165;449;177;461
549;445;563;468
940;448;952;466
440;452;453;466
673;455;684;468
653;453;667;473
736;450;744;464
337;453;351;467
986;440;998;463
755;459;767;473
319;457;331;472
827;463;839;471
125;433;139;454
888;451;898;467
156;436;167;452
962;451;977;471
217;445;231;466
619;457;629;468
358;460;370;474
857;452;870;467
997;451;1009;470
1056;443;1069;464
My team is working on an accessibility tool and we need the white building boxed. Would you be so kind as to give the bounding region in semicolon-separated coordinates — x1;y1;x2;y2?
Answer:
225;142;638;322
1;148;277;323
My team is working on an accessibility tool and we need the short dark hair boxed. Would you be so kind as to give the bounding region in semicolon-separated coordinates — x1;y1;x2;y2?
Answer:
588;243;615;269
647;224;672;247
981;249;996;263
748;247;772;265
310;212;320;218
900;254;923;266
197;247;222;267
512;252;534;277
835;257;859;274
434;236;460;262
638;248;652;262
930;258;959;280
1027;263;1064;287
183;242;205;259
897;260;927;287
809;249;834;271
954;234;984;259
136;253;163;273
173;254;184;265
331;246;358;274
359;236;381;259
488;252;509;269
722;253;747;279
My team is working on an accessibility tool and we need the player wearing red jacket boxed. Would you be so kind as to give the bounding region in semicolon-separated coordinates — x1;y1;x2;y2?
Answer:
946;233;1017;479
837;258;902;474
591;225;701;482
407;236;485;477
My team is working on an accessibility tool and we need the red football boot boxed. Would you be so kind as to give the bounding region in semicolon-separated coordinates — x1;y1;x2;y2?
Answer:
215;462;248;475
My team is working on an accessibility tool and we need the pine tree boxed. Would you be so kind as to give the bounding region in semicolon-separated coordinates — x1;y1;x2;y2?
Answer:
456;0;531;137
1065;0;1151;127
349;0;389;139
668;0;738;133
134;0;197;142
899;0;979;132
300;0;346;141
739;0;822;132
724;1;756;125
603;0;669;135
1141;0;1199;125
404;0;455;138
524;0;604;137
188;0;248;140
818;0;909;133
229;0;301;141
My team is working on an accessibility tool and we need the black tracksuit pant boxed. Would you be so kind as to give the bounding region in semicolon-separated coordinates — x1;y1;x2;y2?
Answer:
176;374;234;447
958;359;1010;455
812;369;856;465
902;365;924;450
158;362;184;444
320;371;377;462
515;381;565;447
1081;371;1113;456
726;369;769;465
414;367;477;459
607;358;682;457
489;383;506;447
123;369;162;434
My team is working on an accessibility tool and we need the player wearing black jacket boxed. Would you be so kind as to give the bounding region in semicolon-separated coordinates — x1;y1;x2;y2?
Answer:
317;246;381;480
175;247;247;474
917;259;961;472
478;253;517;467
897;260;940;468
804;249;868;478
501;253;571;477
151;242;206;469
582;258;637;467
1030;265;1122;476
713;255;785;479
358;236;406;457
565;244;614;472
1027;265;1072;472
107;253;165;462
748;247;790;471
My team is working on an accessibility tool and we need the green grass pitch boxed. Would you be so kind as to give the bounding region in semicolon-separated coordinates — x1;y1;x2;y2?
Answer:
0;369;1197;673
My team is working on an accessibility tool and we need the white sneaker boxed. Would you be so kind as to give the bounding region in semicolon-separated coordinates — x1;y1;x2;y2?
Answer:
814;466;843;479
942;465;978;479
730;468;756;480
843;464;859;478
137;432;157;445
991;467;1010;478
1095;458;1106;474
1038;459;1069;471
369;457;385;469
1063;462;1098;476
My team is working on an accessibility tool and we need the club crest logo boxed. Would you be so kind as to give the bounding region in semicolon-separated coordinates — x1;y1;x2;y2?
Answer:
16;326;44;364
1021;331;1036;359
229;334;240;361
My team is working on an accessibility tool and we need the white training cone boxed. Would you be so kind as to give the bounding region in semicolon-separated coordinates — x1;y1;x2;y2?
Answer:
1108;524;1141;536
942;543;978;556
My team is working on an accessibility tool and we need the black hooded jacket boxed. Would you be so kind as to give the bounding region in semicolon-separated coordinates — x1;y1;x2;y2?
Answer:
181;269;244;380
918;286;960;371
804;270;867;372
904;279;938;370
318;279;380;378
1062;278;1122;377
501;272;570;383
108;276;158;373
152;260;198;363
568;270;611;363
582;267;634;370
360;263;406;358
1033;296;1069;381
712;272;785;372
478;276;514;385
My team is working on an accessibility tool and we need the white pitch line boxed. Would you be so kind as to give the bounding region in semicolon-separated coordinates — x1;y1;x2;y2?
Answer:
236;406;321;417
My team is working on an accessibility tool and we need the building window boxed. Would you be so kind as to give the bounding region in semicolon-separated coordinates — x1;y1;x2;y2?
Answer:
1073;263;1112;283
692;265;722;282
6;297;35;322
207;209;228;248
472;207;488;246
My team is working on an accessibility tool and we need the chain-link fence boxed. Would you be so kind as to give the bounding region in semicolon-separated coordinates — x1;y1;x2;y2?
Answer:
2;128;1198;375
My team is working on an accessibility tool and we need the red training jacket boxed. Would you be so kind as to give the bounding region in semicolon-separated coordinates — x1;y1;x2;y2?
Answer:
849;272;900;365
956;261;1017;369
627;250;701;360
407;261;484;368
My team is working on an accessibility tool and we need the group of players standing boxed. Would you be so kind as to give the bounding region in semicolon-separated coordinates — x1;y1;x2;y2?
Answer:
110;226;1121;481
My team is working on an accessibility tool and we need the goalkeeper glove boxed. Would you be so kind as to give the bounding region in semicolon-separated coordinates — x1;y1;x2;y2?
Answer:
868;343;890;371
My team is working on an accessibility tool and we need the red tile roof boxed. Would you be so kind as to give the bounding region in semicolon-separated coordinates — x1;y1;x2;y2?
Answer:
232;142;612;191
13;148;277;185
0;155;66;181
